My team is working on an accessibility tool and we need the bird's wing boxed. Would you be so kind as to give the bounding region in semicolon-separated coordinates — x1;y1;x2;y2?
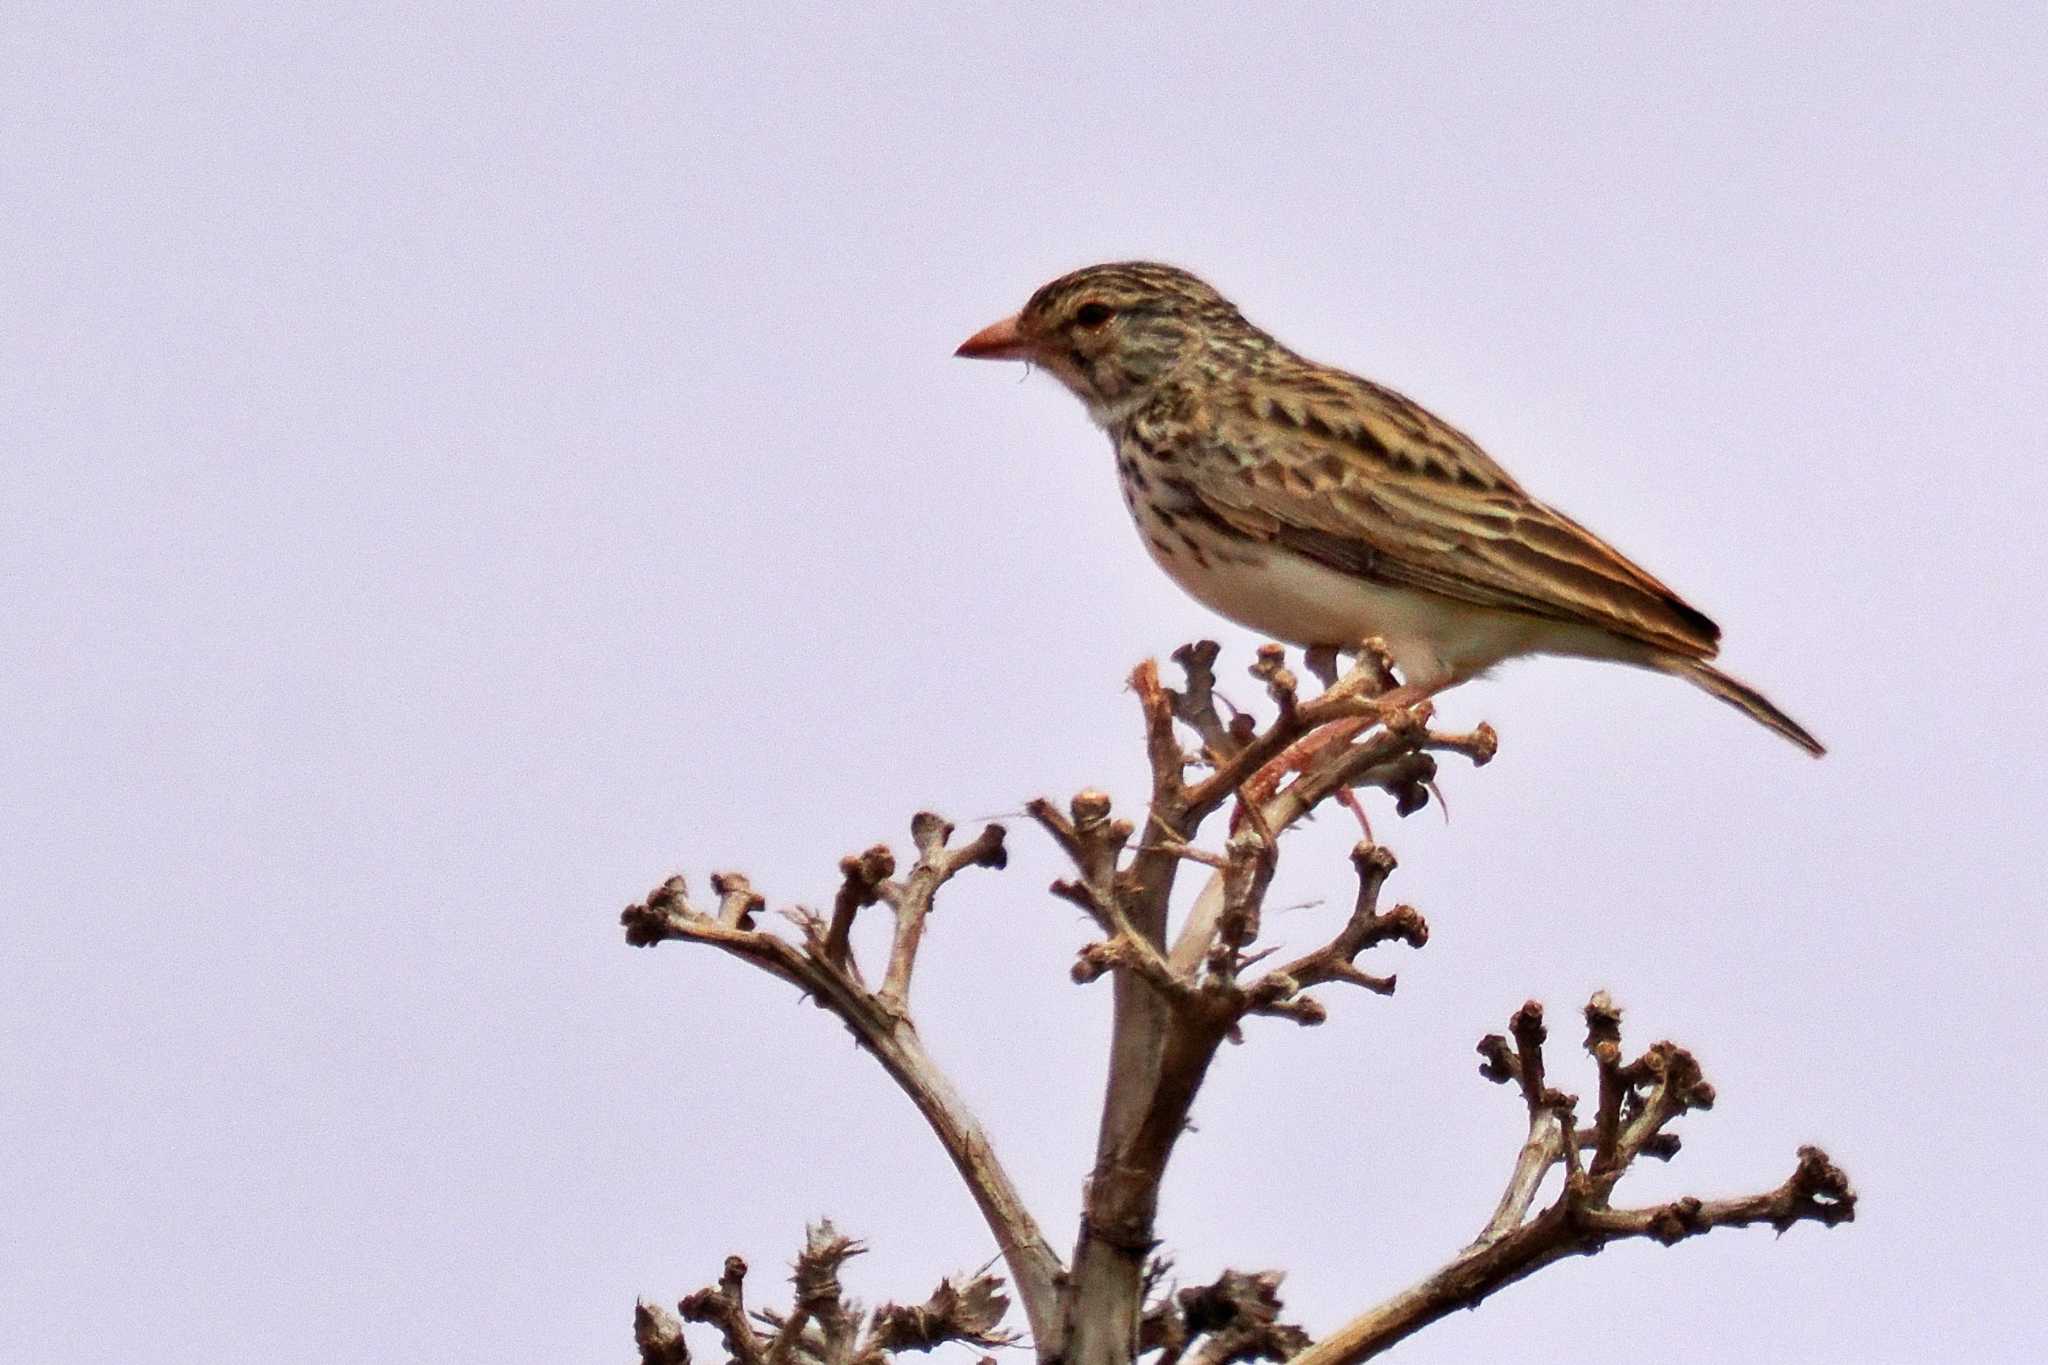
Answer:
1190;377;1722;659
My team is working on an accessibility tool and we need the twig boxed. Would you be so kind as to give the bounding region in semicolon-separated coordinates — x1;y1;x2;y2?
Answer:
676;1222;1020;1365
636;1300;692;1365
679;1255;767;1365
1289;997;1857;1365
621;824;1062;1354
878;814;1007;1014
1244;843;1428;1020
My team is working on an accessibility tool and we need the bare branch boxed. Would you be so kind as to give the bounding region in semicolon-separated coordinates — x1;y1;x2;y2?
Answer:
826;845;894;973
1134;658;1195;808
1244;843;1429;1022
1156;1269;1311;1365
877;814;1008;1014
714;873;766;929
1584;991;1627;1178
1056;645;1497;1365
628;643;1846;1365
1165;640;1245;765
680;1255;768;1365
637;1300;692;1365
866;1270;1020;1356
1292;997;1857;1365
673;1224;1022;1365
754;1221;865;1365
621;824;1063;1354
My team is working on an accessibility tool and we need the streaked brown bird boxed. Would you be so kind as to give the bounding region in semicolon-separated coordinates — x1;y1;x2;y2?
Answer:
956;261;1822;755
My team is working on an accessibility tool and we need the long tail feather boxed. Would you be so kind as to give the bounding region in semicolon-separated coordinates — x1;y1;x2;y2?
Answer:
1662;658;1825;757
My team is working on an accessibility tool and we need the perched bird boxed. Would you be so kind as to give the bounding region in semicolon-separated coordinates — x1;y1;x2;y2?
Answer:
956;262;1822;756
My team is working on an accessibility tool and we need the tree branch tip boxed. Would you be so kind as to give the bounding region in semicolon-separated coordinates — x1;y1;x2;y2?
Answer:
710;872;766;928
1248;643;1300;707
963;823;1011;868
1348;841;1397;874
1354;635;1399;678
1358;970;1397;996
1476;1034;1517;1083
1789;1145;1857;1221
839;844;896;885
634;1301;690;1365
869;1269;1021;1353
1429;721;1500;766
1383;905;1429;948
1071;788;1114;825
1642;1132;1682;1161
621;906;666;947
910;809;954;850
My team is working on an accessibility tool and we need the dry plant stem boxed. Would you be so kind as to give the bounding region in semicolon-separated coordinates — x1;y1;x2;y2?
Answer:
620;819;1063;1354
629;641;1851;1365
671;1221;1019;1365
1048;649;1480;1365
636;1300;691;1365
879;815;1008;1014
1149;1268;1310;1365
679;1256;767;1365
1292;998;1856;1365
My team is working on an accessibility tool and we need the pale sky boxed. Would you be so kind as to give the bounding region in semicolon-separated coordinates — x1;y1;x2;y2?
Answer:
5;5;2045;1362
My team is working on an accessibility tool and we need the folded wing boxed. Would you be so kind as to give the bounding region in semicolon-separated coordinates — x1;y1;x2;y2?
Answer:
1194;379;1722;660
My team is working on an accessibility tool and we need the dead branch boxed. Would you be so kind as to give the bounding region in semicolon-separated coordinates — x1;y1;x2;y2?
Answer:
679;1255;767;1365
1141;1268;1310;1365
1290;995;1857;1365
661;1223;1018;1365
621;815;1062;1352
625;641;1850;1365
637;1300;693;1365
1245;842;1429;1018
1043;645;1496;1365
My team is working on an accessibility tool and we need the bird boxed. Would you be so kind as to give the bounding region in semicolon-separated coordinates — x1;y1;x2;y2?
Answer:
954;261;1822;756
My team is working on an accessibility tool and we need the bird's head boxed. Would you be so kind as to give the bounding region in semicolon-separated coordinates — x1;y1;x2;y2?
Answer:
956;262;1259;423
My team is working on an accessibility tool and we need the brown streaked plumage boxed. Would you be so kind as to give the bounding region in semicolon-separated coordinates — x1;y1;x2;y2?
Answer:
956;262;1822;756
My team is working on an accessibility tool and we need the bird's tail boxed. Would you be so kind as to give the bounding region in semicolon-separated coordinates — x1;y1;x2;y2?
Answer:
1660;657;1825;757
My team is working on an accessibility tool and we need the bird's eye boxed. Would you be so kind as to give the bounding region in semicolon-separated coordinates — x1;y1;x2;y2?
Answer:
1074;302;1114;329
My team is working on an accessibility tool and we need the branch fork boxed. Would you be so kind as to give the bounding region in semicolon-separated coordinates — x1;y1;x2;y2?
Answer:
1287;995;1857;1365
624;641;1851;1365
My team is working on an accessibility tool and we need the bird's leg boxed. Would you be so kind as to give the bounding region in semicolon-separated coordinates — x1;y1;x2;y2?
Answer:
1233;715;1375;833
1231;676;1445;835
1335;784;1375;838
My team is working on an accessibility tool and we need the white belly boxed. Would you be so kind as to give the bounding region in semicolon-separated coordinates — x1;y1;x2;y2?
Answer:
1137;523;1560;688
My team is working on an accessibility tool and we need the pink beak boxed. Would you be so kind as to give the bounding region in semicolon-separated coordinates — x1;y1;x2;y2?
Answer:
954;313;1033;361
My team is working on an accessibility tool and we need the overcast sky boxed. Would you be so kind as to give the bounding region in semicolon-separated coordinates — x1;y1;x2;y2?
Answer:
6;5;2045;1362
